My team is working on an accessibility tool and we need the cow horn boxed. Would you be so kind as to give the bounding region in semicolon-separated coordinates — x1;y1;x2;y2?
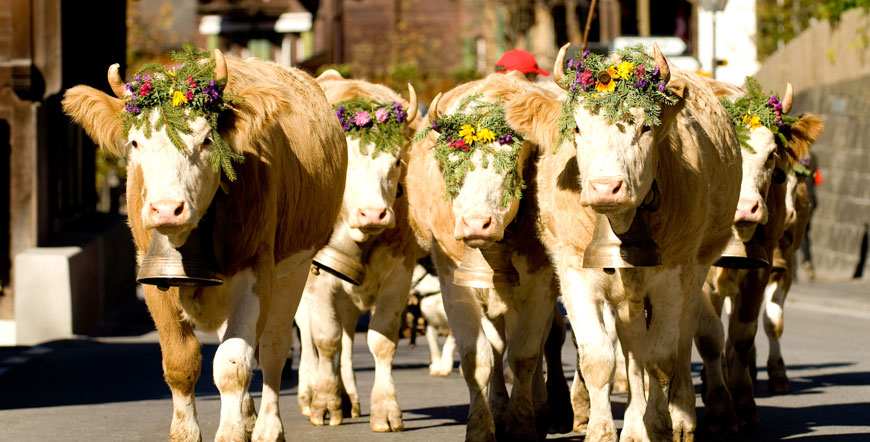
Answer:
782;82;794;114
407;83;418;122
554;43;570;87
653;43;670;85
429;92;443;121
214;49;228;83
107;63;128;98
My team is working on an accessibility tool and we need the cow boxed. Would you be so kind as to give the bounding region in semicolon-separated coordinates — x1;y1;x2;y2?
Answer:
293;71;422;432
62;49;347;442
504;44;742;441
694;78;824;428
407;71;570;441
409;264;458;377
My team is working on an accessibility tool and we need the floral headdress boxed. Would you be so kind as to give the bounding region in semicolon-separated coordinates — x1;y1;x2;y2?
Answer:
792;155;814;179
556;45;680;142
719;76;798;153
120;45;244;181
415;93;525;207
335;98;409;156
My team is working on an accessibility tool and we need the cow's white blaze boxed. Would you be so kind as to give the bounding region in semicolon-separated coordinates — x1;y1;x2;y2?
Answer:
572;107;654;234
451;140;532;249
734;127;777;241
128;109;220;247
342;137;402;242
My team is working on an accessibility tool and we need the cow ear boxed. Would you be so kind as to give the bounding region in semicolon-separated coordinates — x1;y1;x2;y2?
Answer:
666;78;688;100
316;69;344;82
504;90;562;149
62;85;126;157
221;82;293;149
788;113;824;160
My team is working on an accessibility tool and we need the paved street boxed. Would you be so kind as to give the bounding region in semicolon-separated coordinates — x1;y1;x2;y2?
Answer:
0;279;868;442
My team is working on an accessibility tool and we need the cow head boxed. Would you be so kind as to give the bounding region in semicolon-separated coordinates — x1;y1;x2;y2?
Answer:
63;49;287;248
428;91;534;249
553;44;686;233
332;82;419;242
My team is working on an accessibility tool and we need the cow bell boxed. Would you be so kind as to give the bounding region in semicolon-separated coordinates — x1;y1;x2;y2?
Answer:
714;226;769;269
137;228;224;291
582;212;662;270
770;246;788;271
453;242;520;289
312;232;365;286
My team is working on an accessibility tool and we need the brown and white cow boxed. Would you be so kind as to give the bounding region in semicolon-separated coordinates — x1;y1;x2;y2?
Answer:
505;44;742;442
62;52;347;442
695;79;824;428
407;72;569;441
294;72;423;432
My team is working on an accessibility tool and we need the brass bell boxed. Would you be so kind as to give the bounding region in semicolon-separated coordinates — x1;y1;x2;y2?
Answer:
137;227;224;291
714;226;769;269
770;246;788;271
582;212;662;270
312;232;365;286
453;242;520;289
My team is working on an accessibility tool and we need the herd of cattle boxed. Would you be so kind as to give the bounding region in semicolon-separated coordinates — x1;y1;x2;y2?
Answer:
61;43;824;442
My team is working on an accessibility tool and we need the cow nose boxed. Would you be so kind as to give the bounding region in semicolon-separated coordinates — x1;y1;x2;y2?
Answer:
587;178;626;205
149;200;186;226
734;198;764;224
461;216;494;238
357;207;391;230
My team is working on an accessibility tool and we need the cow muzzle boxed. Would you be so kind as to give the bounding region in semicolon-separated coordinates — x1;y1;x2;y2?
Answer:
582;178;630;212
456;215;502;249
734;197;766;241
353;207;394;234
145;199;191;230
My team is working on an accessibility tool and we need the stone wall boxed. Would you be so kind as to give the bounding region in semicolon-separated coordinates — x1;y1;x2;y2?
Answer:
789;76;870;279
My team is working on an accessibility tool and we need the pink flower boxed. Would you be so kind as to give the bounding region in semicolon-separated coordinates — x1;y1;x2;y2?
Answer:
450;138;469;151
353;111;371;126
636;64;646;77
185;90;194;101
375;107;390;123
188;76;196;87
138;82;152;96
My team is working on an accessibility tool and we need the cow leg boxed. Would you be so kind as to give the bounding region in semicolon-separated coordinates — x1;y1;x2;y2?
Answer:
725;269;766;428
337;299;361;419
560;267;616;442
307;275;345;426
666;269;706;442
295;286;316;417
569;328;591;433
503;291;554;441
693;282;737;433
426;322;444;375
440;332;457;375
253;260;309;442
367;263;414;432
440;280;497;442
144;286;203;442
763;269;789;394
544;307;574;434
213;267;268;442
614;302;649;442
482;314;509;434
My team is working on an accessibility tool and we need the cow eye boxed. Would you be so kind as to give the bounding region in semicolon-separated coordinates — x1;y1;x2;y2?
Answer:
395;156;402;167
131;140;138;149
202;137;212;147
574;126;581;135
641;124;652;134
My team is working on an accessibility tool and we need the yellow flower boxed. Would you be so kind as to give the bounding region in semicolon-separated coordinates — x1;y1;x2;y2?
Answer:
742;114;762;129
172;90;188;107
616;61;635;79
475;128;496;143
606;65;620;79
459;124;476;144
167;69;176;77
596;79;616;92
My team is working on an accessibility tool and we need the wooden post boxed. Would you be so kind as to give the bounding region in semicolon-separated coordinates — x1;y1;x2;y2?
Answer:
581;0;598;52
637;0;650;36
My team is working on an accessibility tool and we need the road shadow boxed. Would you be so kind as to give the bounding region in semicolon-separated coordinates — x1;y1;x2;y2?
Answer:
698;402;870;441
400;404;468;431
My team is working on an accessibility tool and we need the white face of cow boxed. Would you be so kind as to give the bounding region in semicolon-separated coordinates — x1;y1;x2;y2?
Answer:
733;127;779;241
128;109;220;247
572;107;654;233
342;138;402;242
452;141;532;249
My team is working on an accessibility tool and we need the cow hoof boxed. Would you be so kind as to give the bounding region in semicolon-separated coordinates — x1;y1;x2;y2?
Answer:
703;386;738;434
673;429;695;442
371;404;404;432
503;420;539;441
573;422;587;433
297;394;311;417
585;418;617;442
251;414;285;442
767;362;789;394
214;422;246;442
168;425;201;442
351;401;361;418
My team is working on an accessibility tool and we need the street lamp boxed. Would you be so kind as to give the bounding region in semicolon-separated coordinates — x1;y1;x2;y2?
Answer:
699;0;728;78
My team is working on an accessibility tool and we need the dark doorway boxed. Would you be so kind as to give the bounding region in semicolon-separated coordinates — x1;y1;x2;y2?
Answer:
0;120;10;291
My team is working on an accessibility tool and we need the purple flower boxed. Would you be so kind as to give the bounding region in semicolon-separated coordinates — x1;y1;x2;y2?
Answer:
499;134;513;145
125;82;133;91
652;66;660;78
353;111;371;126
134;74;141;82
582;50;590;58
342;122;350;131
567;59;575;69
375;107;390;123
430;120;438;129
393;102;406;123
658;83;666;92
635;78;648;88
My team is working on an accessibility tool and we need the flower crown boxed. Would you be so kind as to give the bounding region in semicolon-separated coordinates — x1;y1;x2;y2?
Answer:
414;93;525;206
556;45;680;142
792;155;813;178
335;98;409;156
719;76;798;153
120;45;244;181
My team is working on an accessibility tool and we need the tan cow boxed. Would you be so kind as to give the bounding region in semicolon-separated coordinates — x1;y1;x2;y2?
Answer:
407;72;569;441
505;44;742;441
62;51;346;441
695;79;824;428
294;72;423;432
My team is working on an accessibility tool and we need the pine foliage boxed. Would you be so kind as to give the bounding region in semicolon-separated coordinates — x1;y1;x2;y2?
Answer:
719;76;798;152
334;98;409;157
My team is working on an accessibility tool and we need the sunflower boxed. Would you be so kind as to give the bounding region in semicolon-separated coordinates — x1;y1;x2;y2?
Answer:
596;79;616;93
606;65;620;79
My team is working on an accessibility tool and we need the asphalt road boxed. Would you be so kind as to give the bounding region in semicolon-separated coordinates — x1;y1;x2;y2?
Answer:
0;279;868;442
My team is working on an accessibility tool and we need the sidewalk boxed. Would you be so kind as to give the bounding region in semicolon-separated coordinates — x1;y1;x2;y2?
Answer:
788;276;870;313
